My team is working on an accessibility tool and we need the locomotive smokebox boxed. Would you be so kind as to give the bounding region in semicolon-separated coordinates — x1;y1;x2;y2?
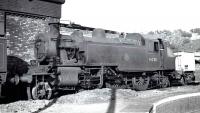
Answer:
57;67;81;86
34;33;57;62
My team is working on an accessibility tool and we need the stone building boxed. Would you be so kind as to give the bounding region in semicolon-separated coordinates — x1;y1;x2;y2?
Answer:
0;0;65;61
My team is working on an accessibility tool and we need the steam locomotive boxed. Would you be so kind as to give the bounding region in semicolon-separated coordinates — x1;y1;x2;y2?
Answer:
0;23;195;100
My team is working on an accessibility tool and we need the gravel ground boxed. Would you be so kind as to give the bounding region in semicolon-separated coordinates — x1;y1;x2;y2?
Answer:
56;88;137;104
0;88;137;113
0;100;49;113
0;85;200;113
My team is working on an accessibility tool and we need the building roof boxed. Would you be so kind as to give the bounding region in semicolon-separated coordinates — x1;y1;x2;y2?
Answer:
41;0;65;4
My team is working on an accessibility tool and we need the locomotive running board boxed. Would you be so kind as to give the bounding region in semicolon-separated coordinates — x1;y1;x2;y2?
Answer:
57;65;110;67
57;64;85;67
190;81;200;85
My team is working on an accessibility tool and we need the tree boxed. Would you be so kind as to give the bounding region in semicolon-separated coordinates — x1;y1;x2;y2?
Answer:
182;38;190;44
146;29;195;52
176;29;192;38
190;28;200;35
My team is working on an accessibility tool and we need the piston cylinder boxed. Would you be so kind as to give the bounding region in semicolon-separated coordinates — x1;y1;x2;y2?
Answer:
57;67;81;86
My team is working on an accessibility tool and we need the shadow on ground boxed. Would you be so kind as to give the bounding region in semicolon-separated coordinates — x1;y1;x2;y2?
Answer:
106;88;116;113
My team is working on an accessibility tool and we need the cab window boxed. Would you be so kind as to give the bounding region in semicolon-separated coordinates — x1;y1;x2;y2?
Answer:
154;42;159;52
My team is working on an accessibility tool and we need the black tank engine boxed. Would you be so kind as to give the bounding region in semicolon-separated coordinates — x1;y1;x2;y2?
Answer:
1;23;195;100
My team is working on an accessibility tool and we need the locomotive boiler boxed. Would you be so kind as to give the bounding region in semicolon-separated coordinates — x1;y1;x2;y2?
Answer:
19;23;195;100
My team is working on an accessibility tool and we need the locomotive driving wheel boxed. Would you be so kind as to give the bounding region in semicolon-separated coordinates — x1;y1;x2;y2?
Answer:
96;69;104;89
132;76;150;91
160;76;170;88
183;73;195;84
179;76;185;85
31;82;52;100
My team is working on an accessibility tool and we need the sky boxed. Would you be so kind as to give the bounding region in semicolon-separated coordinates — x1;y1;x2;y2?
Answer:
61;0;200;33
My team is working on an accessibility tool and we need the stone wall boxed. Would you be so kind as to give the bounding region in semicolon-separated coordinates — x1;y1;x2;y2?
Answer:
6;15;59;61
150;93;200;113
